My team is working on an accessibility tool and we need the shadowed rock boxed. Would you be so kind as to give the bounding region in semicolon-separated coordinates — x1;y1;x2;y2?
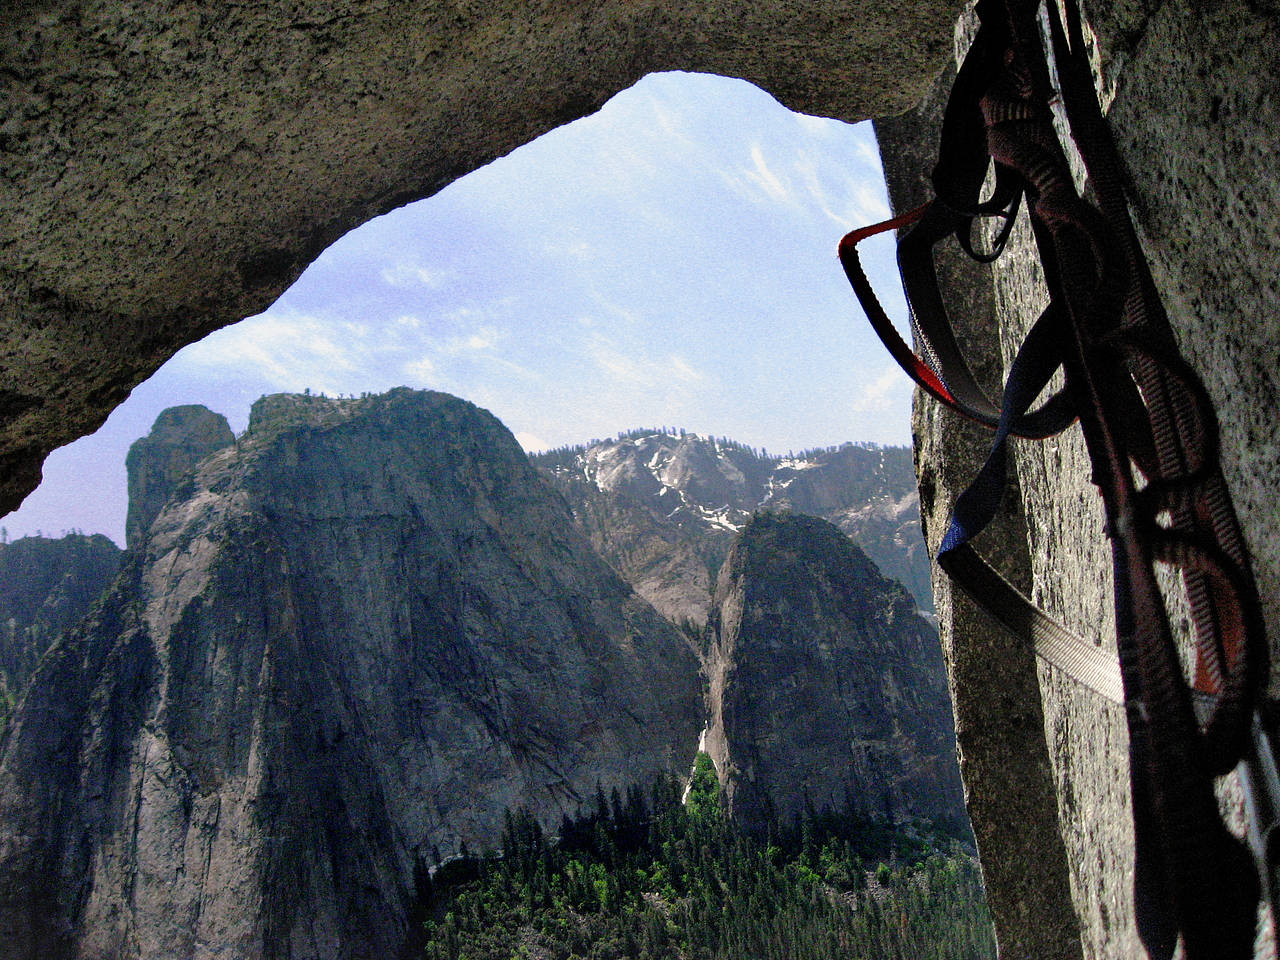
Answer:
702;512;963;832
0;532;121;724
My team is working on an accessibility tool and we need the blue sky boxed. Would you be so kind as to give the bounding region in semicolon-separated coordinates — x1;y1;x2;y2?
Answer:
2;71;911;547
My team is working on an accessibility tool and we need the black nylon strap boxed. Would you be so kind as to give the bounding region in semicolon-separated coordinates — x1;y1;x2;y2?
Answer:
842;0;1273;953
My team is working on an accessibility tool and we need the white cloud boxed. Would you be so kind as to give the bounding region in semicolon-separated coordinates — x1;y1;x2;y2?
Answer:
438;298;518;328
852;364;911;413
403;356;436;380
176;310;358;392
794;155;864;230
582;336;706;391
651;99;691;142
491;357;541;381
587;336;652;385
400;324;537;385
176;304;518;402
668;355;704;383
849;180;891;224
853;137;882;168
744;143;791;203
380;262;450;289
441;325;501;355
587;291;644;328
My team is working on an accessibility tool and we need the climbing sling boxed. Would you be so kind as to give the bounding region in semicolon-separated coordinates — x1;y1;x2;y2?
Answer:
839;0;1277;956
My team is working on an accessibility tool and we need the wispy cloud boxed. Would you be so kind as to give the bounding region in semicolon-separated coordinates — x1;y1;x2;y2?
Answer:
848;180;890;224
177;310;359;393
397;320;541;388
402;357;436;383
380;262;450;289
441;326;501;355
794;155;862;230
587;291;645;328
744;143;791;203
584;334;705;390
650;98;692;142
668;355;704;384
853;364;911;414
853;137;882;167
177;304;517;401
586;336;653;385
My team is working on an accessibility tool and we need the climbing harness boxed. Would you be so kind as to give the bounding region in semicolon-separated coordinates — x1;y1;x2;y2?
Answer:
839;0;1278;956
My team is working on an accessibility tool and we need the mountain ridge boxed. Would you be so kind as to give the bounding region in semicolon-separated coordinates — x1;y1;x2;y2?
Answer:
532;429;931;625
0;389;963;960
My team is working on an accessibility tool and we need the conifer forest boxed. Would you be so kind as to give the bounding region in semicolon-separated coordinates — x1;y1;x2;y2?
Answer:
416;755;995;960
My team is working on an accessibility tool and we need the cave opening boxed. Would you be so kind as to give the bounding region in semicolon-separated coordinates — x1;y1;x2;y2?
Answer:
0;71;911;548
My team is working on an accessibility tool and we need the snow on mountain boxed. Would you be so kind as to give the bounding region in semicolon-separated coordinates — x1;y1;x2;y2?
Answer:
534;430;931;624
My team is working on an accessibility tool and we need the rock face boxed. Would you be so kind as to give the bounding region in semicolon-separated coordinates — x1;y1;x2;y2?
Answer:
0;0;963;517
876;2;1280;957
702;512;964;833
874;57;1088;960
0;389;701;960
124;405;234;548
535;432;931;624
0;532;121;725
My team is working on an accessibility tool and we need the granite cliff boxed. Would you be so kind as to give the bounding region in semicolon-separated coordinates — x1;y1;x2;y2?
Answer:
0;389;702;960
701;513;963;833
0;532;121;726
872;3;1280;956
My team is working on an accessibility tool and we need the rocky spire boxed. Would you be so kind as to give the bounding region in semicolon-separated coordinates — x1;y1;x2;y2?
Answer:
703;512;964;833
0;388;701;959
124;405;234;549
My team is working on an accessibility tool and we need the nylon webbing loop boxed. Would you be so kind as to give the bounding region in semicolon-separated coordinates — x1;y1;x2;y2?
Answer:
839;0;1274;955
942;543;1124;703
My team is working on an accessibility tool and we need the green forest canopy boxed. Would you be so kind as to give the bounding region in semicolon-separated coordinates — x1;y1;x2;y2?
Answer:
416;754;994;960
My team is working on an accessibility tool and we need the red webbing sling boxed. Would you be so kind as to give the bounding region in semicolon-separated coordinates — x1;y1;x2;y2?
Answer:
840;0;1276;956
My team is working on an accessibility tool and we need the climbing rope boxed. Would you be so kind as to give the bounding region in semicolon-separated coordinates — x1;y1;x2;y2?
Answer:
839;0;1276;956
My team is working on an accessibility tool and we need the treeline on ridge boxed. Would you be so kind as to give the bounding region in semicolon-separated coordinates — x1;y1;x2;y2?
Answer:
530;428;904;474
